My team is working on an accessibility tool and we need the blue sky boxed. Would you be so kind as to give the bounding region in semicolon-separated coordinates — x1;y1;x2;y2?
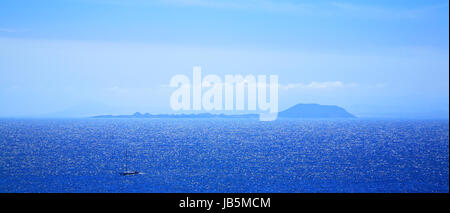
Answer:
0;0;448;118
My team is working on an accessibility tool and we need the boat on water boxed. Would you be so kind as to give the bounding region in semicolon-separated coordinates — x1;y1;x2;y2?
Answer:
120;171;140;176
120;147;139;176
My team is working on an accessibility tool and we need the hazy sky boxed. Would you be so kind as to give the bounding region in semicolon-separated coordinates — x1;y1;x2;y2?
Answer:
0;0;448;118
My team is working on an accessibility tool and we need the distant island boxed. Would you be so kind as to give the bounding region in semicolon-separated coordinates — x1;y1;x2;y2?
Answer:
92;104;355;119
278;104;355;118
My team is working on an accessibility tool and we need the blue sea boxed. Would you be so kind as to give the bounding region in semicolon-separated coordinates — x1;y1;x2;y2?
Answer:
0;118;448;193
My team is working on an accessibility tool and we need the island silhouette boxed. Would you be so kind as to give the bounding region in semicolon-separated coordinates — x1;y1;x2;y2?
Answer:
92;104;355;119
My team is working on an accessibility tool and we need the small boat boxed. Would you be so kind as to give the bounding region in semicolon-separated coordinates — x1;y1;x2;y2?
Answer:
120;171;140;176
120;147;139;176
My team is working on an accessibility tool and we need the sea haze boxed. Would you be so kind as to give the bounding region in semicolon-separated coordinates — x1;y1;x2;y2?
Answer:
0;118;448;192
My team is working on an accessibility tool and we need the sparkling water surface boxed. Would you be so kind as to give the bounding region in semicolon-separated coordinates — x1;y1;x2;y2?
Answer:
0;118;448;192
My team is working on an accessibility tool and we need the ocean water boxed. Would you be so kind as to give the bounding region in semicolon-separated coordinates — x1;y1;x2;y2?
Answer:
0;118;448;193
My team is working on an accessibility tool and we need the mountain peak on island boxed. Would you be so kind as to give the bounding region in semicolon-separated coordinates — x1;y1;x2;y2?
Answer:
279;103;355;118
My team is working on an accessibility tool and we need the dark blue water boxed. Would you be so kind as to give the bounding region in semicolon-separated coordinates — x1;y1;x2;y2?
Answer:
0;118;448;192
